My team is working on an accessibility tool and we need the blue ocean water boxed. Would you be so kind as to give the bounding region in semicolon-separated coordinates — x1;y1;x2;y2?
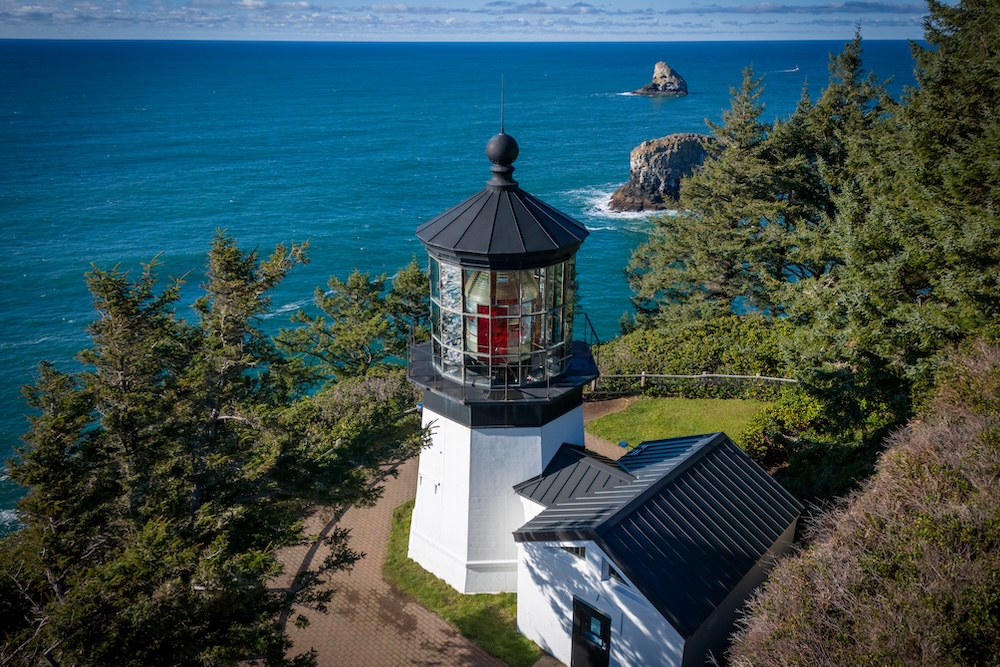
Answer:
0;39;917;523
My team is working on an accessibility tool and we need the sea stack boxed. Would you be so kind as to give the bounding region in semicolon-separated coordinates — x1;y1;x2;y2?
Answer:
609;133;711;211
632;61;688;96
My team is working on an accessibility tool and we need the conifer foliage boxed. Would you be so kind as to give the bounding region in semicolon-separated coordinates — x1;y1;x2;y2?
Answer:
276;257;429;381
728;343;1000;666
0;232;425;666
627;6;1000;444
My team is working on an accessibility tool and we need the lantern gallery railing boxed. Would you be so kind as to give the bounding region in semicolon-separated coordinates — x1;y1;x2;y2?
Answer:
408;312;600;403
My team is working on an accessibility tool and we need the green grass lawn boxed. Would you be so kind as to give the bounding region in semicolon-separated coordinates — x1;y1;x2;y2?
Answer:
586;396;769;447
382;500;543;667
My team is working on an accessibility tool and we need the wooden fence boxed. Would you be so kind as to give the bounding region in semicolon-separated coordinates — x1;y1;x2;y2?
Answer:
587;371;798;396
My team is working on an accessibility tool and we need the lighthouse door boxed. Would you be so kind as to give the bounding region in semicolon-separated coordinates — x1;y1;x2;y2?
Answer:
571;598;611;667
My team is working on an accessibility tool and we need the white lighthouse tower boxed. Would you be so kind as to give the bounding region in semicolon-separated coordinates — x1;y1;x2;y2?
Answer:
406;131;598;594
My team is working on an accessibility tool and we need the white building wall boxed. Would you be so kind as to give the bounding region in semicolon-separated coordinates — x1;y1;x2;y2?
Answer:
517;540;686;667
408;405;585;594
408;409;472;592
539;404;584;469
520;497;546;524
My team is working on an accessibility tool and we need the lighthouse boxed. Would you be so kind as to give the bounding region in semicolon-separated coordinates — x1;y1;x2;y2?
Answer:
406;131;598;594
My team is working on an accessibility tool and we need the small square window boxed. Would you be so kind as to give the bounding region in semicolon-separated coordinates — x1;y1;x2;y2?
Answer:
602;559;627;585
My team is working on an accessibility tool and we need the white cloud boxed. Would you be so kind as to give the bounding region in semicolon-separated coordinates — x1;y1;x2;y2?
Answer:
0;0;930;39
649;0;924;15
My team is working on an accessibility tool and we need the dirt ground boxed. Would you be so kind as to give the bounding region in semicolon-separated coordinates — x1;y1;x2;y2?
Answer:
582;395;638;423
582;396;638;460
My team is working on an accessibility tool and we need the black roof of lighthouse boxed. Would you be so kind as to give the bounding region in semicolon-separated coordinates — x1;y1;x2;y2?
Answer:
415;133;589;270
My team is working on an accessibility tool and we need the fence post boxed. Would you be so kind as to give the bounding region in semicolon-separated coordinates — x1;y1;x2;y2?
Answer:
640;371;646;388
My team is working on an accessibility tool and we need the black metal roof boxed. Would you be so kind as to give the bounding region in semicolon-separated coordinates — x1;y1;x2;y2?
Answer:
513;433;802;638
415;133;589;270
514;444;633;507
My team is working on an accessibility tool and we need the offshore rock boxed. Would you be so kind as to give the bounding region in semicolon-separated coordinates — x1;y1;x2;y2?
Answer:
609;133;711;212
632;61;688;96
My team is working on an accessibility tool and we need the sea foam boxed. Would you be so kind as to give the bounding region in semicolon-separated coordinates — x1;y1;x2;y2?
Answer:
562;185;678;226
262;298;311;319
0;509;20;532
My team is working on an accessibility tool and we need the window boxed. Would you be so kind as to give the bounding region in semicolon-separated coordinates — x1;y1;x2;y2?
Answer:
561;545;586;560
602;559;627;585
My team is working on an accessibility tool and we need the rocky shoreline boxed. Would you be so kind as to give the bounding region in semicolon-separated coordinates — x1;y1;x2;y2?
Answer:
608;133;711;212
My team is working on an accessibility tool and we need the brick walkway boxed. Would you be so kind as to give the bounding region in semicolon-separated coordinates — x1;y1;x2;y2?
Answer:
277;457;509;667
276;400;625;667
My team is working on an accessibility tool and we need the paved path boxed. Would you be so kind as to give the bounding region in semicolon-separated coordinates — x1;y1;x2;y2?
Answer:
276;399;629;666
278;457;508;666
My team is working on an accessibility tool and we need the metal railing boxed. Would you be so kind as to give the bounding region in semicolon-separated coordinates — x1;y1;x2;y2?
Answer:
586;370;797;397
573;311;601;369
408;311;602;403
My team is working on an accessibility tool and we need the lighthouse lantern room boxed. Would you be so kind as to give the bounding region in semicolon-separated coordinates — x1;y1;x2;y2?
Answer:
429;248;574;388
407;131;598;594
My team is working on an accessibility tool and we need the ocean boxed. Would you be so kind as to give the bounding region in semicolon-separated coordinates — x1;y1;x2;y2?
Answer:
0;39;918;525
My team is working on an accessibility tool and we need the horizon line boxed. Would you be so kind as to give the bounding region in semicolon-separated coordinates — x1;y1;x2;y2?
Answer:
0;36;921;44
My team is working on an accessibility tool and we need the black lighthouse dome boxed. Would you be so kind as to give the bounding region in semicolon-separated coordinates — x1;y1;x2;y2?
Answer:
415;132;588;270
486;132;519;165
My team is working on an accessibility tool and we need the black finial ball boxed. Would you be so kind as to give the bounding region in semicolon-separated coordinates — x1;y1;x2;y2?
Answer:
486;133;519;165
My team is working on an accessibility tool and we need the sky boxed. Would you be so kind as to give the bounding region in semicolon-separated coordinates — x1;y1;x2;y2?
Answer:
0;0;930;41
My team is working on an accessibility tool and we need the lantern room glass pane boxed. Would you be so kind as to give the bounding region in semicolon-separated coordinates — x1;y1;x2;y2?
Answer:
429;257;441;302
428;256;575;388
440;261;462;311
441;309;462;349
430;302;441;340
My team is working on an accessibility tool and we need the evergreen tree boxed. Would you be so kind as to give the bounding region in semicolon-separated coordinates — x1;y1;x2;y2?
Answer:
277;259;429;381
903;0;1000;343
624;48;887;331
626;67;778;325
623;33;948;454
386;257;432;346
788;11;1000;409
1;232;424;666
728;6;1000;660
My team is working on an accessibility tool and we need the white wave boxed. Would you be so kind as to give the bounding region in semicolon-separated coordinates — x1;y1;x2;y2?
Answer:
562;185;679;224
0;334;83;351
616;91;639;97
262;298;310;319
0;509;20;531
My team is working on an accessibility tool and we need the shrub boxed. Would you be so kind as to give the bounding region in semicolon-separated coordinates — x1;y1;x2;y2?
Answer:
729;342;1000;667
592;315;795;400
736;388;824;467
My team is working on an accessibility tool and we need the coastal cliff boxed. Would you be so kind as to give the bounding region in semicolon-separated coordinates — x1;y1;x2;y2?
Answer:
632;61;688;96
609;133;710;212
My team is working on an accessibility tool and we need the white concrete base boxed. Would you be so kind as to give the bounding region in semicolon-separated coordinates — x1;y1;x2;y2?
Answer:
407;403;584;594
406;526;519;593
